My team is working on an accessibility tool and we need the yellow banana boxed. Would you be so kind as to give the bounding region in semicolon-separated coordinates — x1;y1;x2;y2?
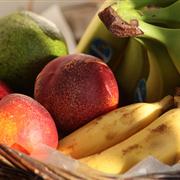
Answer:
80;99;180;174
174;96;180;107
136;39;180;103
145;47;165;102
58;95;173;159
115;38;149;104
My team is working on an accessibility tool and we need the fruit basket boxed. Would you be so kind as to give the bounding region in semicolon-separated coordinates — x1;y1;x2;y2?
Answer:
0;0;180;179
0;144;180;180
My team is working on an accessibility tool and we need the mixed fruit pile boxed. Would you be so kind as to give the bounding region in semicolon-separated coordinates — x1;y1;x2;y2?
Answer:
0;0;180;175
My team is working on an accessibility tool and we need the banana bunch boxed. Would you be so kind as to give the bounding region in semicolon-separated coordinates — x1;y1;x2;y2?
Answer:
114;38;149;103
57;95;180;174
98;0;180;102
79;96;180;174
143;39;180;102
58;95;173;158
77;0;180;104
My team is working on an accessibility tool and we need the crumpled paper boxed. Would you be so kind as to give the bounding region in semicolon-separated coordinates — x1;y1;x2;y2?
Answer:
31;144;108;179
31;144;180;179
41;4;76;54
123;156;180;178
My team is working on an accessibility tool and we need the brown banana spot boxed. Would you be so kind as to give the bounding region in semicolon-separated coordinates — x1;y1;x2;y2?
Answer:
98;6;143;37
61;141;78;157
120;105;142;125
151;124;167;133
122;144;141;155
106;131;119;140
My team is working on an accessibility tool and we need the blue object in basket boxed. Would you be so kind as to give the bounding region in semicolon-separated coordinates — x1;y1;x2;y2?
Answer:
88;38;113;63
134;78;146;102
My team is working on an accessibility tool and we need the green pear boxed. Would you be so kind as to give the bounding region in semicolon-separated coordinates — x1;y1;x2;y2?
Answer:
0;11;68;95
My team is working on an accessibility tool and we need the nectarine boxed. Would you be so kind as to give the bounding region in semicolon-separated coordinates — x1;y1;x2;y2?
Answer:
0;93;58;154
34;54;119;135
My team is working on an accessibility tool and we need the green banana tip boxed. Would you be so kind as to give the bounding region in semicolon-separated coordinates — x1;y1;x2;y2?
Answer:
98;6;143;38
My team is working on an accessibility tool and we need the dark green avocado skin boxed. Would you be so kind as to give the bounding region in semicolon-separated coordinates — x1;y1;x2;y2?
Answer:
0;11;68;95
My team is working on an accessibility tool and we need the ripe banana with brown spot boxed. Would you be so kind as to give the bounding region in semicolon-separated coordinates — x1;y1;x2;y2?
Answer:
58;95;173;159
80;97;180;174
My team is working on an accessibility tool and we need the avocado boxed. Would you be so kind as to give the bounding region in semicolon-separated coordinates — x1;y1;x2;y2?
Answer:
0;11;68;95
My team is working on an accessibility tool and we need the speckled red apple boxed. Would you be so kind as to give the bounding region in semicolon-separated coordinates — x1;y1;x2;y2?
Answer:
34;53;119;135
0;93;58;154
0;81;12;100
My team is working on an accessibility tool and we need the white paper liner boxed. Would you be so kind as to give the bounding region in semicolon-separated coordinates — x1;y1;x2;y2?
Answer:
31;144;180;179
41;4;76;54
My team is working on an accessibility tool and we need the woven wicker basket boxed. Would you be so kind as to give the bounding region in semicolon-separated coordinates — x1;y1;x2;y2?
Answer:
0;144;180;180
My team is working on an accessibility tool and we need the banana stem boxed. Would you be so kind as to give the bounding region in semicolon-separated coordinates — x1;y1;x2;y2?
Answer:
158;95;174;112
99;5;172;43
174;96;180;108
137;21;166;43
114;3;177;44
99;2;179;42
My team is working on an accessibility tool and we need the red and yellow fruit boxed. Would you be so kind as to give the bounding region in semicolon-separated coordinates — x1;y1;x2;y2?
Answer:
0;93;58;154
34;53;119;135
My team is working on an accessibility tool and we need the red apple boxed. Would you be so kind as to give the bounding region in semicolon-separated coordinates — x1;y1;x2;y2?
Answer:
0;93;58;154
0;81;12;100
34;53;119;135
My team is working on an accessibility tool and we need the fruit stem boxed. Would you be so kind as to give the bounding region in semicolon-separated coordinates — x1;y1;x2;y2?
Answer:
100;3;179;43
158;95;174;112
174;96;180;108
